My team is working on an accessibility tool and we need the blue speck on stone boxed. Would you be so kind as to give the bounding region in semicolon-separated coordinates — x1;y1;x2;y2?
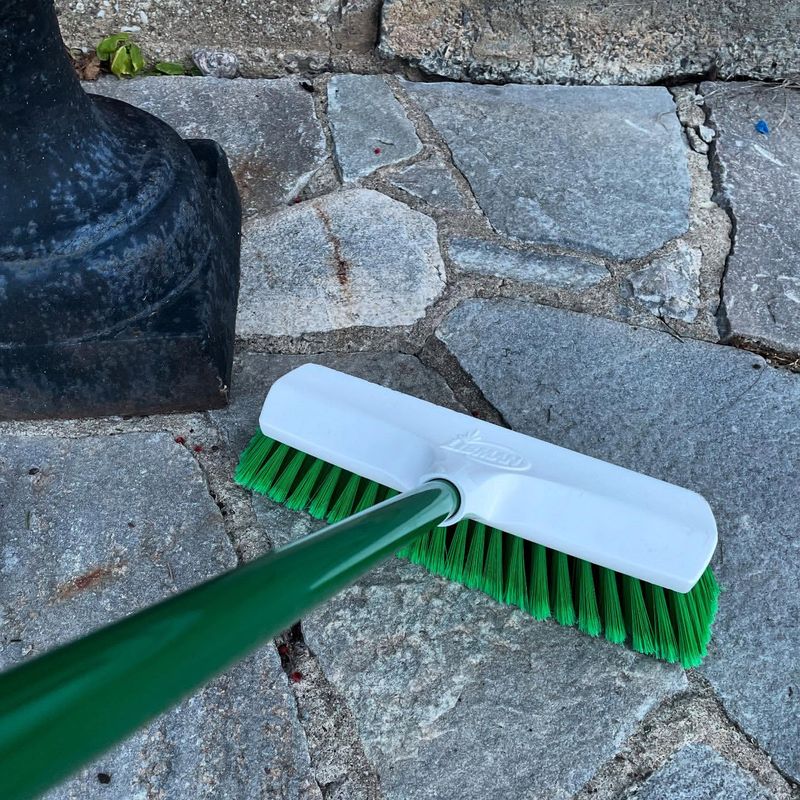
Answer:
755;119;770;135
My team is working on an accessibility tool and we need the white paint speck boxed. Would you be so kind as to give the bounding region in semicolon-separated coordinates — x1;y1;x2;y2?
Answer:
623;119;651;135
752;143;785;167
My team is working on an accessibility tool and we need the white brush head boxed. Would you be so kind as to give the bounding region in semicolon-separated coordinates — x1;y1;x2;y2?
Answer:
259;364;717;592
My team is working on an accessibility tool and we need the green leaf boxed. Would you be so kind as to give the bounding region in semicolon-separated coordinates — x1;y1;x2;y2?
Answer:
155;61;186;75
110;45;133;77
128;43;145;73
96;32;129;61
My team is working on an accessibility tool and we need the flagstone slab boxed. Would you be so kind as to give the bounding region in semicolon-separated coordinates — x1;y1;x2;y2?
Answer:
438;298;800;781
702;82;800;355
403;82;690;261
237;189;445;337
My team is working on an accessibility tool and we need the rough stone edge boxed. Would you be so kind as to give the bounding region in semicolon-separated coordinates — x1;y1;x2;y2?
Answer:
699;83;800;372
573;675;799;799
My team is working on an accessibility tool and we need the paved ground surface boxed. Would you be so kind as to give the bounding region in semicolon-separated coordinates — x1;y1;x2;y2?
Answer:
2;75;799;799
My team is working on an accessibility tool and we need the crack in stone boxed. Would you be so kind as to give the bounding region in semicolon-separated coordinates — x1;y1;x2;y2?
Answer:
700;89;736;342
690;673;800;795
278;622;383;800
417;334;509;426
573;677;798;799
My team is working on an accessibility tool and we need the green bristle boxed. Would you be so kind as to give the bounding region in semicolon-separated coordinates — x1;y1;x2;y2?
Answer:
463;523;487;590
686;591;708;659
327;473;362;523
648;584;678;663
268;449;307;503
234;433;276;487
696;568;720;618
693;572;712;618
576;560;601;636
236;433;721;667
503;535;528;610
624;576;656;656
407;529;431;564
424;526;449;575
354;480;381;514
286;458;325;511
528;543;550;619
669;590;703;668
600;567;626;644
308;465;342;519
395;543;413;558
251;442;290;493
551;550;575;626
443;520;469;581
482;528;504;601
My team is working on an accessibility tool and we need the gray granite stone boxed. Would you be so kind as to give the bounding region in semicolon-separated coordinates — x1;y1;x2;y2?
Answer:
0;432;318;798
328;75;422;181
625;242;702;322
388;158;467;209
635;744;774;800
702;82;800;355
237;189;445;336
437;298;800;781
303;562;686;800
404;82;690;260
192;48;239;78
380;0;800;84
699;125;716;144
448;237;609;289
87;77;327;213
59;0;380;75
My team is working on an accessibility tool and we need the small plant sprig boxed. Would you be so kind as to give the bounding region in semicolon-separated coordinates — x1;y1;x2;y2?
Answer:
96;33;144;77
91;33;192;79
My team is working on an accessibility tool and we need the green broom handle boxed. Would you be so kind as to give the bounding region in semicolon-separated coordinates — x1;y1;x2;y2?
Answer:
0;479;459;800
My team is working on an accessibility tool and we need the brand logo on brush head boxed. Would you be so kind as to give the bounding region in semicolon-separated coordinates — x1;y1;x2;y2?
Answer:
441;431;531;471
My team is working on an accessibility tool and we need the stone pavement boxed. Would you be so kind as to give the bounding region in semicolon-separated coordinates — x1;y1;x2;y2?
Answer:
2;75;799;799
57;1;800;84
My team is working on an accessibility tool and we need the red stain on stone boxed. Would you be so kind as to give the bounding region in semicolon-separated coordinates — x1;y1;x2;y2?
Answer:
290;671;303;683
193;445;203;453
312;203;350;287
174;436;186;444
373;147;382;154
57;563;122;600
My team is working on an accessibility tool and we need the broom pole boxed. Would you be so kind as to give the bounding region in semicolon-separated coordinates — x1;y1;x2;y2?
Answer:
0;480;459;800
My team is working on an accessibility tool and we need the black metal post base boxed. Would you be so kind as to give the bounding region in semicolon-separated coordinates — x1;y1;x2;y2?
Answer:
0;1;241;420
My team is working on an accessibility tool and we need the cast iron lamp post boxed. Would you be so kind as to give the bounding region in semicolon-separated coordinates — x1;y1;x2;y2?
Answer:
0;0;241;419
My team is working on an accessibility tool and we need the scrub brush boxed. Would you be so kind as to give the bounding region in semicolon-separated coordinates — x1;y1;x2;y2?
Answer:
0;364;720;800
236;364;720;668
